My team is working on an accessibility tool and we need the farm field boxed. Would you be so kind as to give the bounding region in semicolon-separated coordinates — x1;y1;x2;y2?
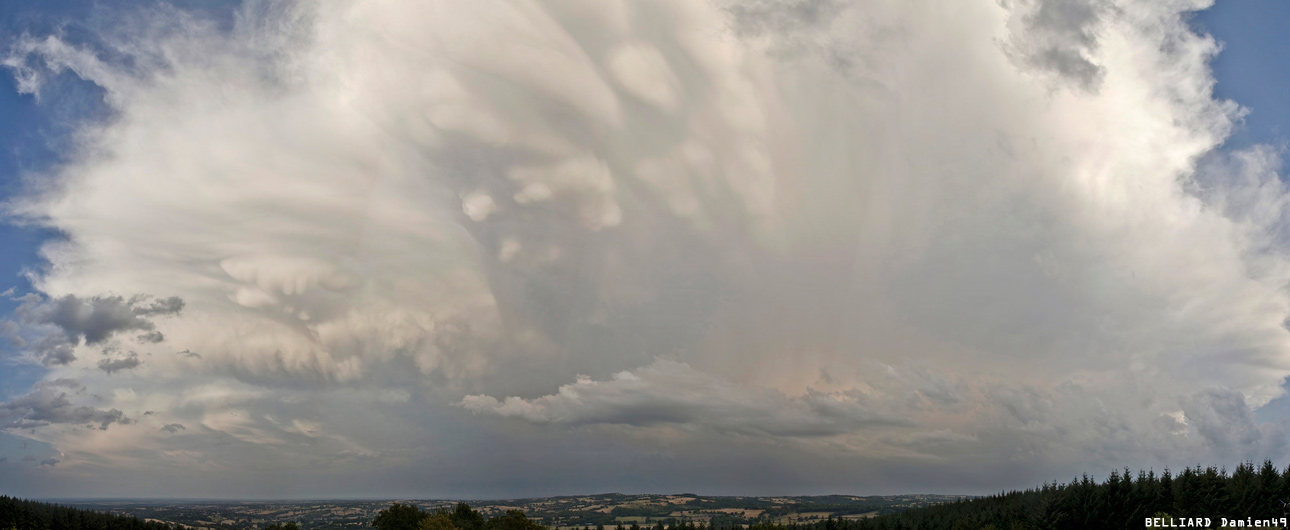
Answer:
61;493;967;530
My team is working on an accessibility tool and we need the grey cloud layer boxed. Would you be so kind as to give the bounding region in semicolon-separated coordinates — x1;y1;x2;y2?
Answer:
2;0;1290;498
461;360;914;437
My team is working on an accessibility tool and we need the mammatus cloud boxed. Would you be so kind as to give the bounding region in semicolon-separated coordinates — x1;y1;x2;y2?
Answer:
1;0;1290;498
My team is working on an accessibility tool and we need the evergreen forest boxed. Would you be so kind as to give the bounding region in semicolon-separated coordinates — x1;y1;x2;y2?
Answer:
0;496;176;530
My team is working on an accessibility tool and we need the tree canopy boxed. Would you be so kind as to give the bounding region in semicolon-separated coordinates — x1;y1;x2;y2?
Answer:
0;496;177;530
374;504;541;530
374;503;432;530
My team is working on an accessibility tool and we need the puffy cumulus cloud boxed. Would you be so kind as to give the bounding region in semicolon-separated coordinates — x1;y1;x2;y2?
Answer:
4;0;1290;497
1181;389;1287;458
6;294;182;366
0;379;130;430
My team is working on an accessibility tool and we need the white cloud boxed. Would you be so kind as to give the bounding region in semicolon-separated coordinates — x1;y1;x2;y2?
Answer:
3;0;1290;497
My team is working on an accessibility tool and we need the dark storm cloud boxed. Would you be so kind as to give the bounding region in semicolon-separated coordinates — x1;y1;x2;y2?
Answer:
137;331;165;343
0;381;130;430
133;296;184;316
10;294;182;366
1002;0;1110;91
160;423;185;433
18;294;182;344
97;352;141;374
1182;388;1287;459
29;335;77;366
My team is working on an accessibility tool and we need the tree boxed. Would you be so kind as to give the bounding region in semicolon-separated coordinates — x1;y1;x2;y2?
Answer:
374;503;429;530
1258;460;1282;518
452;503;485;530
482;510;544;530
421;511;459;530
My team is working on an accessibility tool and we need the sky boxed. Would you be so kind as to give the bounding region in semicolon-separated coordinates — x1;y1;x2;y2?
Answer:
3;0;1290;500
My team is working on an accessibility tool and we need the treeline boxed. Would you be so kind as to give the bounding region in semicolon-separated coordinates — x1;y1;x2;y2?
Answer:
0;496;176;530
371;503;540;530
837;461;1289;529
762;461;1290;529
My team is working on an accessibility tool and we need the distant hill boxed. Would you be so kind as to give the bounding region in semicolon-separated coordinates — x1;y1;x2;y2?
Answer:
0;495;177;530
60;461;1290;530
65;494;962;530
